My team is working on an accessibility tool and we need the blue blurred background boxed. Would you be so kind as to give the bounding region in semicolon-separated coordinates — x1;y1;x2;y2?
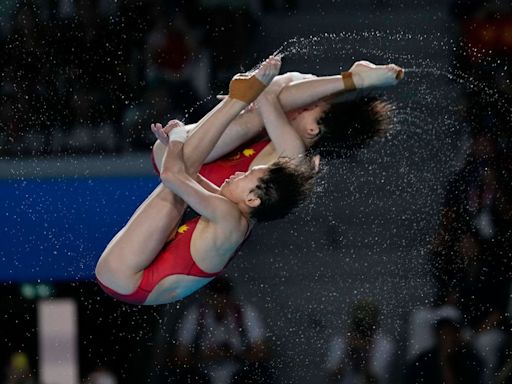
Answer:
1;176;158;282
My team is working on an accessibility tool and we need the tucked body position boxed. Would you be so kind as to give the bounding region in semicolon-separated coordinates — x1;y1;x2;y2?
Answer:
95;56;317;305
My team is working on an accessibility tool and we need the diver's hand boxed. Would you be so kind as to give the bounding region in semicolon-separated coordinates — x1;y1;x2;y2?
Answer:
150;119;185;145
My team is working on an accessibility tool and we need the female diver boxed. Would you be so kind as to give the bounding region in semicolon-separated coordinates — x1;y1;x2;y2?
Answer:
95;56;317;305
151;60;404;185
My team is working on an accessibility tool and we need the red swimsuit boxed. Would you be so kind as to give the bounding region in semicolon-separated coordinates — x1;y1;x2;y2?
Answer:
198;138;271;186
151;137;271;185
97;217;219;305
99;138;270;304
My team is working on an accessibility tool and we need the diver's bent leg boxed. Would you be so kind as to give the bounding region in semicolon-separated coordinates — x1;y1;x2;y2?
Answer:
278;61;403;110
277;75;347;111
152;75;342;170
158;58;279;174
152;109;265;173
95;184;186;294
156;65;402;168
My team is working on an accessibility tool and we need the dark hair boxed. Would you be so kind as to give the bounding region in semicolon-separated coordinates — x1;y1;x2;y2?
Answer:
249;157;316;222
310;95;394;159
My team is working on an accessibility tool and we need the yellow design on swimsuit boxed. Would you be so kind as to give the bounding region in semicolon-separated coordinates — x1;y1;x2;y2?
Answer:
243;148;256;157
177;224;189;234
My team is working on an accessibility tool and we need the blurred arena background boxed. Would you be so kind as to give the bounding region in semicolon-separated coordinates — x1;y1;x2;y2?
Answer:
1;0;512;383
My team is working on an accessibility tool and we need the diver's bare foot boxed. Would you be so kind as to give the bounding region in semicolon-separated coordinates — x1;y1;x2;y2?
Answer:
254;55;282;85
349;61;404;89
229;55;282;104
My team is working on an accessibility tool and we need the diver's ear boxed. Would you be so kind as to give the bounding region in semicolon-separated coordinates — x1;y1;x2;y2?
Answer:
245;192;261;208
312;155;320;172
307;123;320;136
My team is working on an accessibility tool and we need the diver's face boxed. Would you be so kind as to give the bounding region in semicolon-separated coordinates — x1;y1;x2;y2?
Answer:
219;166;268;204
288;102;330;147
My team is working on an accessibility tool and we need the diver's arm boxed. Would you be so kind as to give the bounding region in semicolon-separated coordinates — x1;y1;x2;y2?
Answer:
258;91;306;158
160;140;236;222
196;174;221;194
202;72;315;162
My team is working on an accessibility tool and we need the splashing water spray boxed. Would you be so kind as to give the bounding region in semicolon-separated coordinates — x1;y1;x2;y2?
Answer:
183;31;508;119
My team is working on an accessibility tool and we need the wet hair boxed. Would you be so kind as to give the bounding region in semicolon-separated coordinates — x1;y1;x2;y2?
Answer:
249;157;316;222
311;95;394;159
